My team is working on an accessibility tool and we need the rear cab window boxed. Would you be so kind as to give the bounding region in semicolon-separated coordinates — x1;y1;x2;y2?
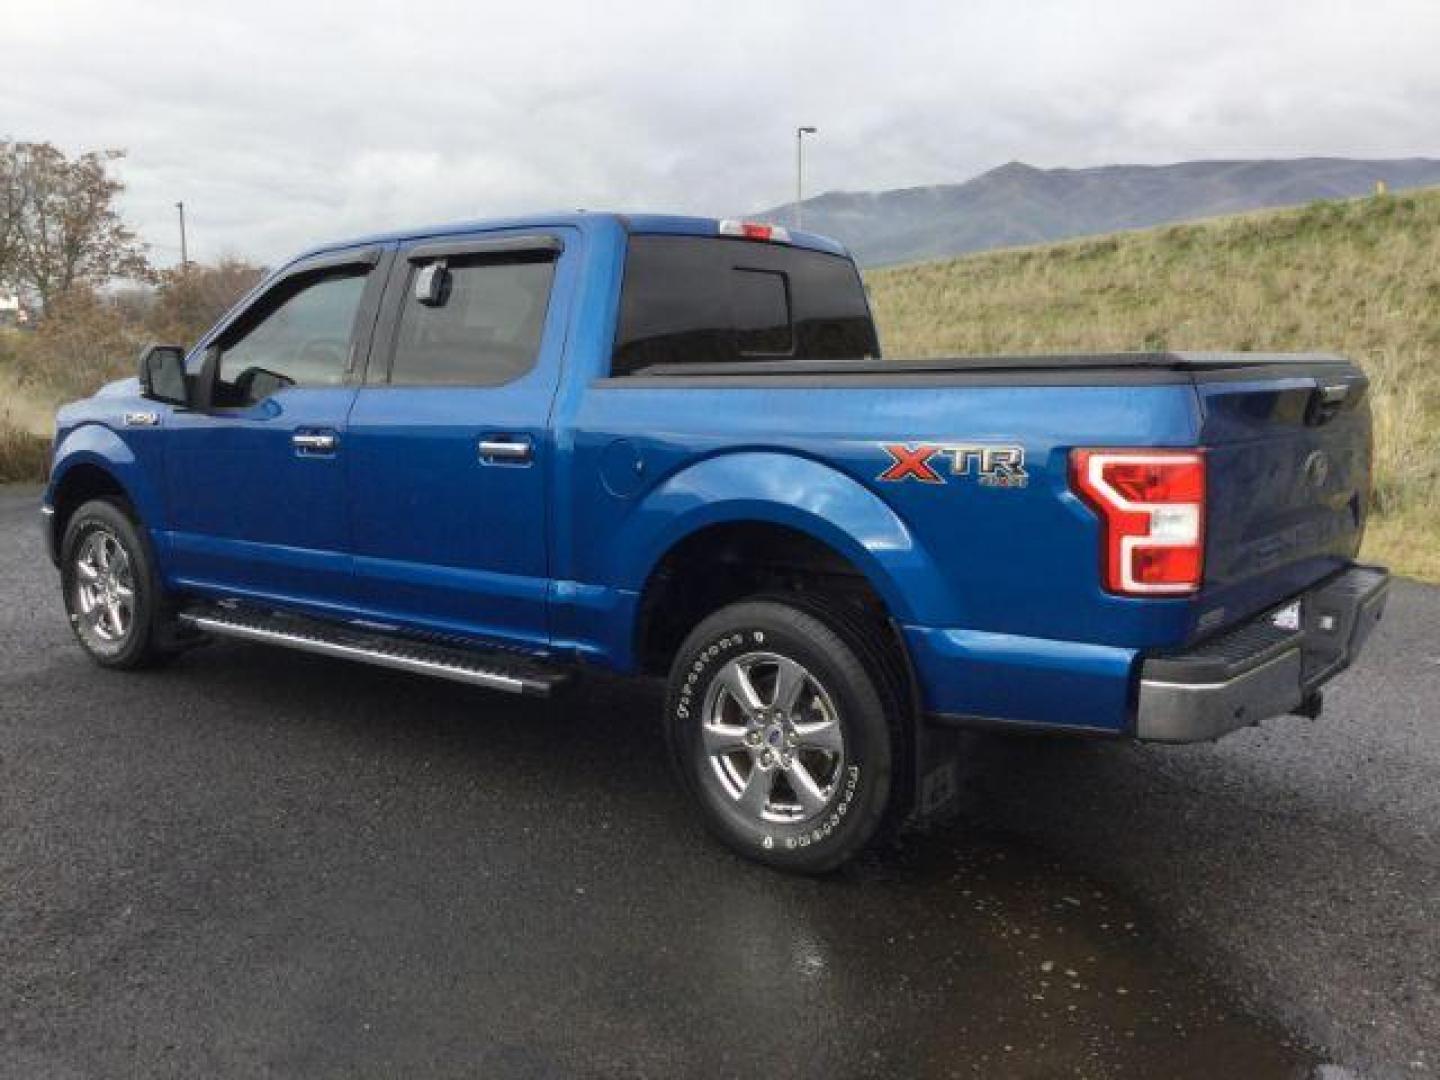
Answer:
611;235;878;375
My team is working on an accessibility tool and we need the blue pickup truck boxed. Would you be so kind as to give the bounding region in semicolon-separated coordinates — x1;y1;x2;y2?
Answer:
43;212;1390;871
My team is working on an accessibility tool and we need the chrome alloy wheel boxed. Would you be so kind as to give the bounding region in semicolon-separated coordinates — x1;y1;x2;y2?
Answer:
700;651;846;825
72;529;135;644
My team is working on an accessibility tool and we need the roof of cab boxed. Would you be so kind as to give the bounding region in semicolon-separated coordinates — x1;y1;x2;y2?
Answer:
292;211;850;266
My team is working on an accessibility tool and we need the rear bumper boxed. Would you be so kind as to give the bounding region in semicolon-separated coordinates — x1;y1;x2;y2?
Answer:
1135;565;1390;742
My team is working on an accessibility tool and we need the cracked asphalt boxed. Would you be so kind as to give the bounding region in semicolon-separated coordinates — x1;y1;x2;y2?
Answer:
1;486;1434;1077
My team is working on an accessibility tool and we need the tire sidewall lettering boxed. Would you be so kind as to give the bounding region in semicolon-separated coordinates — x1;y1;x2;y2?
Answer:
776;765;859;851
675;631;747;723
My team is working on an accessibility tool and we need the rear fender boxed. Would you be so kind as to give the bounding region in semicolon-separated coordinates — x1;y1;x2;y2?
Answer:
611;451;950;626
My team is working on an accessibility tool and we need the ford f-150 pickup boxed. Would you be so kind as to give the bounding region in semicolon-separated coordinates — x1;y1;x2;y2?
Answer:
42;212;1390;871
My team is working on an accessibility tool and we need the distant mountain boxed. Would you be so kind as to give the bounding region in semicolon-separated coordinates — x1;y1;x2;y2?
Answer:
754;157;1440;266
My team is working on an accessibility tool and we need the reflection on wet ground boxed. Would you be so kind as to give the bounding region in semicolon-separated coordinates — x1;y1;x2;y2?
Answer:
3;617;1318;1076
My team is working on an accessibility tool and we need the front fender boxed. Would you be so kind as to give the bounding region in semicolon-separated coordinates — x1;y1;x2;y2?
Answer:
610;451;951;626
46;422;166;532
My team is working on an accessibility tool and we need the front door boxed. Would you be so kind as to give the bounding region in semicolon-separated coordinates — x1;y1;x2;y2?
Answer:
162;247;390;608
344;231;571;651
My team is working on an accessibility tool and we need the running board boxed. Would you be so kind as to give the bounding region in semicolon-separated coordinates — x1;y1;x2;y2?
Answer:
177;605;567;697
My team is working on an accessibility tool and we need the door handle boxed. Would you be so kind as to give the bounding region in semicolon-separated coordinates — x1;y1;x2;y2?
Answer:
478;437;533;464
292;432;338;453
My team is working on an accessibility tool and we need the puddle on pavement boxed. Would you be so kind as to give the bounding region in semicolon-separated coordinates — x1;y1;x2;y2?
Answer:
705;823;1322;1078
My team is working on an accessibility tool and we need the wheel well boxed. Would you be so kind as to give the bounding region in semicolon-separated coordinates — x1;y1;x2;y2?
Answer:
635;521;906;679
51;464;134;550
638;521;924;833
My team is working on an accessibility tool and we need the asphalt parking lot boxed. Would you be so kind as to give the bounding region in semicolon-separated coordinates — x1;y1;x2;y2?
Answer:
2;486;1434;1077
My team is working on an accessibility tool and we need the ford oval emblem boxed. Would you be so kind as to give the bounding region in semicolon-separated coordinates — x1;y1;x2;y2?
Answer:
1302;449;1331;488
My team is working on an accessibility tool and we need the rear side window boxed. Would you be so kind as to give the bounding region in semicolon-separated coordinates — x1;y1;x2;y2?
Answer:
611;236;878;375
387;255;556;387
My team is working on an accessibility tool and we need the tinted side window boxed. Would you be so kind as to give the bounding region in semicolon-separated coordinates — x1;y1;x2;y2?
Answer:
218;269;367;404
610;238;730;370
612;236;878;375
388;255;555;387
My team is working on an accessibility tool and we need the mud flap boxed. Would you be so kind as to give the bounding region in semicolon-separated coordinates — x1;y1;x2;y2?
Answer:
909;718;965;825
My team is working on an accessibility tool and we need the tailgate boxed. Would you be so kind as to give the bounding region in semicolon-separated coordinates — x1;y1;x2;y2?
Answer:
1194;355;1371;628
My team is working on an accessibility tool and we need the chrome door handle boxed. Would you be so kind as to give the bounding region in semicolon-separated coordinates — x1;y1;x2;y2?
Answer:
478;438;533;464
292;432;337;452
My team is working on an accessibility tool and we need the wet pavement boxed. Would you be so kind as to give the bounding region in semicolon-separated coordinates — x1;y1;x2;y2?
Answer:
0;672;1315;1078
0;488;1346;1077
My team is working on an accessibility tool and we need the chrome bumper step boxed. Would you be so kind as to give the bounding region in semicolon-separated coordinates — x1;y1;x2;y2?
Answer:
178;604;566;697
1134;564;1390;742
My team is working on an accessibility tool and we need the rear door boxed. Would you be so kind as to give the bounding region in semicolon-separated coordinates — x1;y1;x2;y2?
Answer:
163;246;390;605
343;231;572;651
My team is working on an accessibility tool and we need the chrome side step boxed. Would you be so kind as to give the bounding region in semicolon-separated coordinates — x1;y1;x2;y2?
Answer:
178;605;566;697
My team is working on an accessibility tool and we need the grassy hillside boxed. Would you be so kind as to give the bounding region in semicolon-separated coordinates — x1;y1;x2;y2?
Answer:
867;191;1440;581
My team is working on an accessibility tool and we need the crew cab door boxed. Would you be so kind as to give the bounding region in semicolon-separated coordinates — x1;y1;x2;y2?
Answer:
343;230;573;651
163;245;391;605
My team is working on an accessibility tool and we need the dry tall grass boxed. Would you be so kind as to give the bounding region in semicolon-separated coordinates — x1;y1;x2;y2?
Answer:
0;421;49;483
867;191;1440;581
0;292;140;480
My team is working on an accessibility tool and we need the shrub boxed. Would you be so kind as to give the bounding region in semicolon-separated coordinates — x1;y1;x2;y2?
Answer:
0;420;49;483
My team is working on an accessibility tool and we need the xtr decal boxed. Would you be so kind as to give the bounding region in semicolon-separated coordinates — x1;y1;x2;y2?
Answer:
877;443;945;483
878;443;1029;489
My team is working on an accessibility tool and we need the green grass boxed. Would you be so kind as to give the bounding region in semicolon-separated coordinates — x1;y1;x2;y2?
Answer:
866;190;1440;582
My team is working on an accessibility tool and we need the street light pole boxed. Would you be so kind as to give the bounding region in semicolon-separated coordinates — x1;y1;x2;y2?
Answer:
176;201;188;268
795;126;817;230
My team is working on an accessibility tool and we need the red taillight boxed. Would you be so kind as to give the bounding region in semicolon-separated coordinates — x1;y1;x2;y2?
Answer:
1071;449;1206;595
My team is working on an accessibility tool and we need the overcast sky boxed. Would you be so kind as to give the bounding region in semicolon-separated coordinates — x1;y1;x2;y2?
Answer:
5;0;1437;267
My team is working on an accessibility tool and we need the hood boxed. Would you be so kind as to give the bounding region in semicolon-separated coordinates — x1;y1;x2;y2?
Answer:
96;376;141;398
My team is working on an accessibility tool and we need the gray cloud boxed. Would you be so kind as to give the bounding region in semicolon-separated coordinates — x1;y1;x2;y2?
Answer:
5;0;1437;265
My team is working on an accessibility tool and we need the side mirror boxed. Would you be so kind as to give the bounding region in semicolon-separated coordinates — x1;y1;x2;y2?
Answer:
138;344;189;407
414;260;450;306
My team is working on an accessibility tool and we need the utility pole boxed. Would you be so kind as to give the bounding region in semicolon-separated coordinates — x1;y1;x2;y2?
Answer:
795;126;817;230
176;201;188;268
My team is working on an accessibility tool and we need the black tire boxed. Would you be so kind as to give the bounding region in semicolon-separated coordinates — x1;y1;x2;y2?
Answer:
665;598;902;873
60;498;170;670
